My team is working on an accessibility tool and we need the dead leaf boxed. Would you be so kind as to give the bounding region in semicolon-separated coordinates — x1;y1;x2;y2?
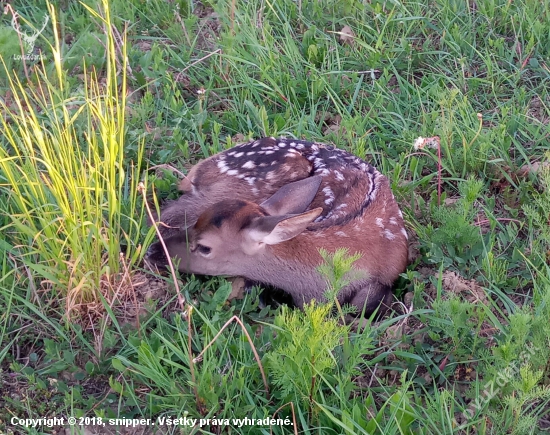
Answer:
232;133;247;144
403;292;414;307
323;114;343;135
339;25;355;46
413;136;440;150
228;276;246;300
518;161;550;177
444;197;459;206
442;271;487;304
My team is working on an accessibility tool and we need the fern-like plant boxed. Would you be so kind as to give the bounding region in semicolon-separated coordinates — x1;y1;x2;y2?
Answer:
265;301;344;415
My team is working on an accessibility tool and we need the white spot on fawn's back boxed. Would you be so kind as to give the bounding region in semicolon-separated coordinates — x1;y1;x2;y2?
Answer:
217;160;229;173
401;227;408;239
384;229;396;240
242;160;256;169
322;186;335;205
375;218;384;228
322;187;332;195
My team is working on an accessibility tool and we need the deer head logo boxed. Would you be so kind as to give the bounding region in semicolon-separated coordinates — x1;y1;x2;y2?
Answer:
11;13;49;54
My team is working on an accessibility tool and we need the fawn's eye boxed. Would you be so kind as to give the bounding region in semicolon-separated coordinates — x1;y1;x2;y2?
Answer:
196;244;212;256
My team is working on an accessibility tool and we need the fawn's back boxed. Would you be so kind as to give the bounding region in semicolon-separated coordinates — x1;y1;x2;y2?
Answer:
147;137;408;314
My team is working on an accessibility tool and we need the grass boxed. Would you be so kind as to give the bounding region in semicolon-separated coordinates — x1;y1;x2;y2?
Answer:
0;2;150;322
0;0;550;433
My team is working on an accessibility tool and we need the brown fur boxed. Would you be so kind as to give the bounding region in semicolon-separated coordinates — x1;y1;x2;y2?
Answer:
147;137;408;316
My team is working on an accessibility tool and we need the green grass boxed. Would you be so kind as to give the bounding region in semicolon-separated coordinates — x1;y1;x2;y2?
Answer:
0;2;151;316
1;0;550;433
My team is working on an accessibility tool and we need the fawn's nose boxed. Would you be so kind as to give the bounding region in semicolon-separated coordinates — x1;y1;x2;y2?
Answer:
145;242;167;264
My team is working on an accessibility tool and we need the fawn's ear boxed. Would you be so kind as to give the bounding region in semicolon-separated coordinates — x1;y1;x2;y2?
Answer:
260;176;322;216
244;208;323;245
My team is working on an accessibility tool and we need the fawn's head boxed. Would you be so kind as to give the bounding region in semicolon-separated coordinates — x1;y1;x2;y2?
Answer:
146;176;323;275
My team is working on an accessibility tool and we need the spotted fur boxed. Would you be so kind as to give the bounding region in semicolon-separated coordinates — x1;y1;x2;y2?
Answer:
148;137;408;316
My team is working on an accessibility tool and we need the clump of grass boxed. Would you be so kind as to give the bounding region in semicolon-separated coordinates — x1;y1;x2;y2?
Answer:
0;1;148;321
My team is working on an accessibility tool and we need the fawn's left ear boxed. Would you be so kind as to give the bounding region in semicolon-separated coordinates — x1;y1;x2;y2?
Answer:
244;207;323;245
260;176;322;216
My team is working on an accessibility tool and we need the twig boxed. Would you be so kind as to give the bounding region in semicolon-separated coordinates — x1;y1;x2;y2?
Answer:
187;305;200;411
438;344;459;372
473;218;523;227
193;315;270;400
367;363;379;388
148;164;187;179
270;402;298;435
138;182;186;312
176;49;221;82
521;49;534;70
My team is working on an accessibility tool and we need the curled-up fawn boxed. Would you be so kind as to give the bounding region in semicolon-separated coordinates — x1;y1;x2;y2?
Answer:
147;137;408;316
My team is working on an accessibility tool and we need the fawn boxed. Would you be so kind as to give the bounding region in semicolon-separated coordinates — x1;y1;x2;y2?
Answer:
147;137;408;316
